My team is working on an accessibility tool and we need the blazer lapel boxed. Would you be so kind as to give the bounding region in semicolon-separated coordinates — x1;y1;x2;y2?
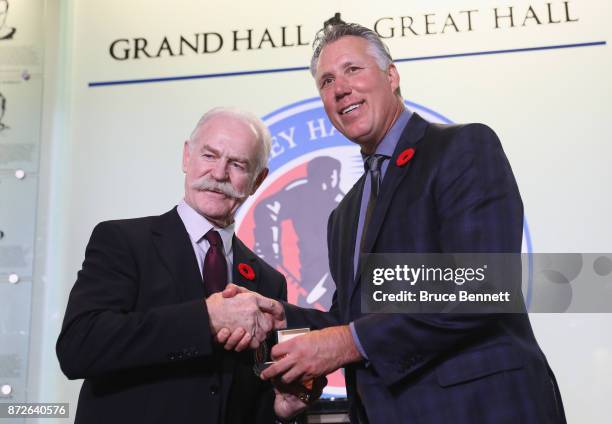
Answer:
231;236;261;293
348;113;429;307
220;236;262;406
151;208;205;301
362;113;429;254
335;174;365;322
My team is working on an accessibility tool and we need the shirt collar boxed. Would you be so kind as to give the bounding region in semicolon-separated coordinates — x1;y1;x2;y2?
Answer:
177;199;234;256
362;107;413;160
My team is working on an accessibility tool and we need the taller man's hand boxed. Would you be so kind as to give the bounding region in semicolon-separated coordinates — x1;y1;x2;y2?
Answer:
261;326;362;384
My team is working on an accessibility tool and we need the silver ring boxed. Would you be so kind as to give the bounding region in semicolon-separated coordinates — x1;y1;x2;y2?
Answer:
298;392;311;403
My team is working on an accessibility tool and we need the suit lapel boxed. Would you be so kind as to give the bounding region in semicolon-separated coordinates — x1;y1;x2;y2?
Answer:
340;175;366;322
348;113;430;307
151;208;205;301
363;113;429;253
220;236;262;407
231;236;261;292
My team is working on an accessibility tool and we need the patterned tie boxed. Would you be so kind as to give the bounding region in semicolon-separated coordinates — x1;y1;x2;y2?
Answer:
360;154;388;252
203;229;228;296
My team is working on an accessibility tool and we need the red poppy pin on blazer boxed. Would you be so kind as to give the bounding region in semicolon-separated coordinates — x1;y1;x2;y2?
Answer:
396;147;415;167
238;263;255;280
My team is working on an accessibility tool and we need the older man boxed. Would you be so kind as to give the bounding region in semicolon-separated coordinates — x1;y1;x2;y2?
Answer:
56;108;302;424
248;21;566;423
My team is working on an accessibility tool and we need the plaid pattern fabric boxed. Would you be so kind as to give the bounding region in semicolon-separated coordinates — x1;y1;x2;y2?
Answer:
287;114;566;423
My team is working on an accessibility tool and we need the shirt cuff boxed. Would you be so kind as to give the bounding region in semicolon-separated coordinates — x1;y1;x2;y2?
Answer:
349;321;369;360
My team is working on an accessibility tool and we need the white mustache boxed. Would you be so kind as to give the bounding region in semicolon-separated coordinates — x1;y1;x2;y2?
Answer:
191;176;248;199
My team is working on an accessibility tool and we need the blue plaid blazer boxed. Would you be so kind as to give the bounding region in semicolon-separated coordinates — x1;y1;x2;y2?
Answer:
285;113;566;423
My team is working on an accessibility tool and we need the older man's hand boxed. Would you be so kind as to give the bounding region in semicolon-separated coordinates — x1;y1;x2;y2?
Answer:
206;290;285;351
214;284;287;351
260;326;362;384
273;376;327;420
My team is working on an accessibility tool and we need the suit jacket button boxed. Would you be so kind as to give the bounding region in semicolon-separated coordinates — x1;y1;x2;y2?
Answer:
210;385;219;395
168;353;175;361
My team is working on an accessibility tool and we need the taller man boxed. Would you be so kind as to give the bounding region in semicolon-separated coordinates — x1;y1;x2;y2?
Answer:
57;108;291;424
259;21;566;423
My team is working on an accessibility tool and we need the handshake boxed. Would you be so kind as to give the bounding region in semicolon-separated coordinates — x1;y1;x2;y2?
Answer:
205;284;326;420
205;283;286;351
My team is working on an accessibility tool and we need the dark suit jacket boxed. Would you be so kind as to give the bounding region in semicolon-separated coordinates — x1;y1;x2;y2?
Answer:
57;208;287;424
284;114;566;423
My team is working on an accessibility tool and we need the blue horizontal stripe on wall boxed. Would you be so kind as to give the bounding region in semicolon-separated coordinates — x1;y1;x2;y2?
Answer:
89;40;606;87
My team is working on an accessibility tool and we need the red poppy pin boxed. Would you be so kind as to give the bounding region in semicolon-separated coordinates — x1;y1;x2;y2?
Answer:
238;263;255;280
396;147;415;167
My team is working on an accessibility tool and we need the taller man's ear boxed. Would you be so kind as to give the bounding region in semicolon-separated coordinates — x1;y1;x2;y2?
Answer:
182;141;190;173
387;63;400;93
250;168;269;195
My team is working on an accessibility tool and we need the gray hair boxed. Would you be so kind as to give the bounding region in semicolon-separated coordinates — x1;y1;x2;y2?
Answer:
310;22;401;96
188;107;272;175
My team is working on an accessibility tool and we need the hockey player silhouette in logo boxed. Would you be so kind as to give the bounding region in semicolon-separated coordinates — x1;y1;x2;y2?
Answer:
0;1;16;40
253;156;344;308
